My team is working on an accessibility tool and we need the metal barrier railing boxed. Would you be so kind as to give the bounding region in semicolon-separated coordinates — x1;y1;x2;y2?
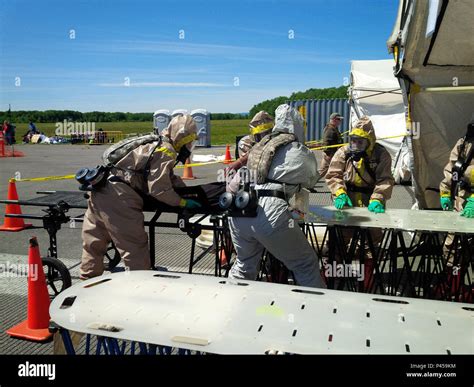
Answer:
67;131;124;144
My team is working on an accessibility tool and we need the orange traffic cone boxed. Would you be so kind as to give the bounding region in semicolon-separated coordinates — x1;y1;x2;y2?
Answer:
0;134;25;157
223;144;232;164
0;179;32;231
182;158;196;180
6;237;53;342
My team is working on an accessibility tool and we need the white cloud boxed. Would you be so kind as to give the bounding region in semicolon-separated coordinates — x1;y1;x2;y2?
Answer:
77;39;348;65
98;81;227;88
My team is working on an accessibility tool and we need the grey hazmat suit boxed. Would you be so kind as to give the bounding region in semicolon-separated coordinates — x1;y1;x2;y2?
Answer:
228;104;325;288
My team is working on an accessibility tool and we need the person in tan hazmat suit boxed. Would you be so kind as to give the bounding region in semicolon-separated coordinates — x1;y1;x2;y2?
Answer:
225;111;274;173
439;119;474;217
325;116;394;288
438;119;474;301
225;111;274;194
326;116;394;211
80;115;201;279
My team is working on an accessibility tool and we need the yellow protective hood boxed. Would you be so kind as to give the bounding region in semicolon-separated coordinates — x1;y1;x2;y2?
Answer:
249;111;274;140
349;116;376;155
161;115;198;152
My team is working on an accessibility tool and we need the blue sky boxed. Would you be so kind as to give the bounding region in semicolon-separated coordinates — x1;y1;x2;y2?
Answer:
0;0;399;113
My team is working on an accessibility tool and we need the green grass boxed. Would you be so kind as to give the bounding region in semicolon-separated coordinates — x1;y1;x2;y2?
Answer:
208;119;248;145
13;119;249;146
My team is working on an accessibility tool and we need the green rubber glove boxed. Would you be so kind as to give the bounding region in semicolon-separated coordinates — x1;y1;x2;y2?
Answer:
334;193;353;209
440;196;453;211
183;199;202;209
461;198;474;218
368;200;385;213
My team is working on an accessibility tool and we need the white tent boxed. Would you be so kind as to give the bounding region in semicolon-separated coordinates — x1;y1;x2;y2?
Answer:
387;0;474;209
349;59;411;183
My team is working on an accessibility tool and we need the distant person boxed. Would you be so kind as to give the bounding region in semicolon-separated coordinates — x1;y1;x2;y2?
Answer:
22;121;39;143
3;121;16;145
22;130;32;143
28;121;39;134
319;112;344;178
97;128;107;144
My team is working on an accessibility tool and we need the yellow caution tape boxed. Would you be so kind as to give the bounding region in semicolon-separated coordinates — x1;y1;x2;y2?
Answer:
380;133;409;140
11;160;235;183
309;133;407;151
12;175;75;183
309;142;349;151
11;134;408;183
175;160;234;168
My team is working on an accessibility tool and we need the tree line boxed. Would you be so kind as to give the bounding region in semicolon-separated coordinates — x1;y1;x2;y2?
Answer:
248;85;349;118
0;110;153;123
1;86;348;123
0;110;250;123
209;113;249;120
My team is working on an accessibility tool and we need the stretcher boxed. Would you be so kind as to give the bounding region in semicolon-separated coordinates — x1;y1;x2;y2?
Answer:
49;271;474;355
0;183;232;296
305;205;474;233
305;206;474;302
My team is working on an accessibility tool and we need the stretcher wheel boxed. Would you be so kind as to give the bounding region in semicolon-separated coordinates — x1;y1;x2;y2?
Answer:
104;243;121;270
42;256;72;298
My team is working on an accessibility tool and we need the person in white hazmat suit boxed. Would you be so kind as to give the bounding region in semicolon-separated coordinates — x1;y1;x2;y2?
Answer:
227;104;325;288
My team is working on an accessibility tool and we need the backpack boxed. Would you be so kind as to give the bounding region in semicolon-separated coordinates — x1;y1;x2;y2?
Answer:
102;133;162;167
247;132;297;184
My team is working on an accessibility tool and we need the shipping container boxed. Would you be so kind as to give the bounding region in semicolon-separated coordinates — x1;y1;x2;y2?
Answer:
288;99;350;142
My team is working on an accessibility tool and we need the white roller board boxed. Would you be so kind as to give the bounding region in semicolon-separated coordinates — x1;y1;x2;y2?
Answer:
50;271;474;355
306;206;474;234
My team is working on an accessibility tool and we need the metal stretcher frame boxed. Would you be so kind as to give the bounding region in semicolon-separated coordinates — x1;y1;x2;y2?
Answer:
304;206;474;302
0;190;233;278
49;271;474;355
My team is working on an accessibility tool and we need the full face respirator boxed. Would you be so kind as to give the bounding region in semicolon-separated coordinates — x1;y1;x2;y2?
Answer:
75;166;109;191
175;144;192;166
173;130;197;166
349;136;369;161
